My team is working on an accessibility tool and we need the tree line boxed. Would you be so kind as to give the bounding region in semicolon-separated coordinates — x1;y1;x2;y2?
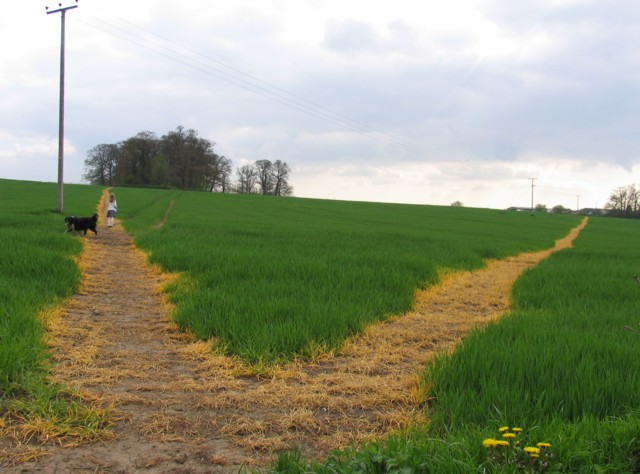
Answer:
538;183;640;217
83;126;293;196
605;183;640;218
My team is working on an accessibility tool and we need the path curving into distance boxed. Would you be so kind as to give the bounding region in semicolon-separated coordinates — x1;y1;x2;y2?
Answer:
9;194;588;473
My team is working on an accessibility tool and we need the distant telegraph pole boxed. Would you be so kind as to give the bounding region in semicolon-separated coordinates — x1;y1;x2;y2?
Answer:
46;0;78;214
529;177;537;211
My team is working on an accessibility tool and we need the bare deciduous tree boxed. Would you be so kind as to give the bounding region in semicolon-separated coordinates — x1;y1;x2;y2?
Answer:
236;164;258;194
207;155;232;193
219;157;233;193
271;160;292;196
83;144;119;185
255;159;274;195
606;184;640;218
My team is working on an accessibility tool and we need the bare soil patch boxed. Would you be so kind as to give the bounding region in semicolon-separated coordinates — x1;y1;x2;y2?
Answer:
5;194;587;473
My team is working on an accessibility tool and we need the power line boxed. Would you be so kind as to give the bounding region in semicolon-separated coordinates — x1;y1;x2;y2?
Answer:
84;10;391;135
535;184;595;195
73;6;460;161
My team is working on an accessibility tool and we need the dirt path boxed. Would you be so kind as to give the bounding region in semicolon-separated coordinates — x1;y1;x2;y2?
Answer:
10;195;588;473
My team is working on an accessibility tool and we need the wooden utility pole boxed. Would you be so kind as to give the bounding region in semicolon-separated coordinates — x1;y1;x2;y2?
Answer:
530;177;537;211
47;1;78;214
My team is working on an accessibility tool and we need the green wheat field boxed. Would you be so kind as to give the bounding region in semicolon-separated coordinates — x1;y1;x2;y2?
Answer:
1;178;639;472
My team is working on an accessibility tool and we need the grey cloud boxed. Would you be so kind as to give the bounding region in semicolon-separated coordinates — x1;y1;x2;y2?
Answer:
322;18;417;55
6;0;640;198
323;19;381;53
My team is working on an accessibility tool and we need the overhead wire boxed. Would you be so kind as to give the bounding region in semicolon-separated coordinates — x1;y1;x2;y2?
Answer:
73;5;459;161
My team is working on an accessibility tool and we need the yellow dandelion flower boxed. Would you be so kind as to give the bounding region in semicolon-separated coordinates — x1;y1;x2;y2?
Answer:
498;426;510;432
524;447;541;456
495;440;510;447
512;427;523;433
537;442;552;448
502;433;516;439
483;438;498;448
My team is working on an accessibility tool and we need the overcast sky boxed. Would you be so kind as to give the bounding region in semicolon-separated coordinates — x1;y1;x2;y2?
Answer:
1;0;639;209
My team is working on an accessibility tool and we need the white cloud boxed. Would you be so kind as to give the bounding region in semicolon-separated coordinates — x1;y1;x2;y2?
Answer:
1;0;640;208
294;158;640;210
0;131;80;182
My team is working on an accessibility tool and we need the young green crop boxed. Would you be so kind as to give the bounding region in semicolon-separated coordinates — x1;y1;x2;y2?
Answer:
0;179;109;442
114;187;580;363
268;215;640;472
4;179;637;470
424;217;640;431
0;179;102;392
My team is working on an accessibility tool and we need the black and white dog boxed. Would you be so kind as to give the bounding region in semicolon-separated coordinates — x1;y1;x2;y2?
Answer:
64;213;98;235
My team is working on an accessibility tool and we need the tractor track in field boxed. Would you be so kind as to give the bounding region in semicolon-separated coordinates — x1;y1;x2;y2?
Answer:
3;192;587;473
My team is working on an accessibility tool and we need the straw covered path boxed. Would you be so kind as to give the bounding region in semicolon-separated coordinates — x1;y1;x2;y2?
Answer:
11;193;587;473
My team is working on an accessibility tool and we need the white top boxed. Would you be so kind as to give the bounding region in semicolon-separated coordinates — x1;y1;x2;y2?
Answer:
108;200;118;211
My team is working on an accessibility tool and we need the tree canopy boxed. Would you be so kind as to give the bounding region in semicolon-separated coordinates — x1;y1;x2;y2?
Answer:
83;126;292;196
